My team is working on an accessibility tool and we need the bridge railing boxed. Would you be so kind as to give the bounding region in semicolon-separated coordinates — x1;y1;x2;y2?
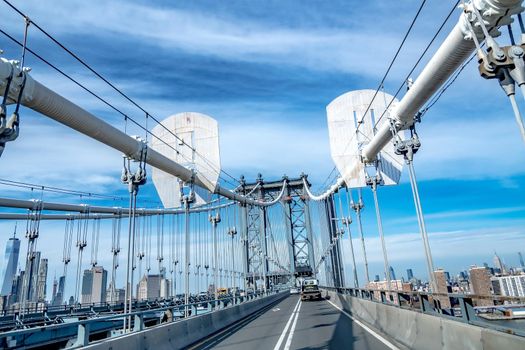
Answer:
0;289;280;349
322;286;525;337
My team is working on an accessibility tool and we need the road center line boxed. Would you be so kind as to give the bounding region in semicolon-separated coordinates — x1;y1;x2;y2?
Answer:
283;300;302;350
326;299;400;350
273;297;301;350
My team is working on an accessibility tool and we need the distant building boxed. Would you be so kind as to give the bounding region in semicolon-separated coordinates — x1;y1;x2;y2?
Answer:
137;274;170;300
519;252;525;268
0;231;20;296
0;295;7;312
406;269;414;281
36;258;48;302
10;270;24;305
459;271;468;281
51;277;58;305
20;251;41;303
389;266;396;281
491;278;502;296
469;266;493;306
160;278;170;299
106;282;125;303
493;252;508;275
374;275;380;282
433;269;451;309
81;269;93;303
365;279;411;292
52;275;65;306
52;277;57;298
444;271;451;282
492;275;525;297
81;266;107;304
365;279;411;304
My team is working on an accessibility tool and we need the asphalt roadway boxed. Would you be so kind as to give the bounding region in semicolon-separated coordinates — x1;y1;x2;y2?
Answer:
188;294;400;350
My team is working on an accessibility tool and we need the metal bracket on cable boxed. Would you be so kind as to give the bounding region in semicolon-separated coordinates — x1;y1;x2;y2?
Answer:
390;117;421;164
364;163;383;191
121;138;148;193
0;15;31;158
465;5;525;143
0;62;27;157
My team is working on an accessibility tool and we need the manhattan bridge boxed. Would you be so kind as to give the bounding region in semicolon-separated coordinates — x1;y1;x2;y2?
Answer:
0;0;524;349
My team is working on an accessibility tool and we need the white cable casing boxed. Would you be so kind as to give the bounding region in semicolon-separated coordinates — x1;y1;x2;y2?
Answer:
362;0;523;162
302;177;344;201
0;58;281;207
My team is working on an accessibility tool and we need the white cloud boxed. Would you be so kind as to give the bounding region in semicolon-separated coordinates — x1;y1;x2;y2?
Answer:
337;224;525;282
219;118;332;182
390;206;525;225
0;116;122;190
3;0;439;79
1;0;520;188
411;116;525;180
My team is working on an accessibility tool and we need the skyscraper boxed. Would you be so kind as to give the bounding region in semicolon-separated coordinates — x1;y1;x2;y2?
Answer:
52;275;65;306
137;274;170;300
20;251;41;303
406;269;414;281
36;258;48;302
9;270;24;305
518;252;525;268
0;230;20;296
81;269;93;304
106;281;125;303
81;266;107;304
389;266;396;281
493;252;507;275
51;276;58;304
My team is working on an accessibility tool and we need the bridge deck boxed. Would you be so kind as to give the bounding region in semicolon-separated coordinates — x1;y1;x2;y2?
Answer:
189;295;399;350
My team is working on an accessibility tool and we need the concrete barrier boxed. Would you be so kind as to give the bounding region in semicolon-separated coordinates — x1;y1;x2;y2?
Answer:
83;292;287;350
324;289;525;350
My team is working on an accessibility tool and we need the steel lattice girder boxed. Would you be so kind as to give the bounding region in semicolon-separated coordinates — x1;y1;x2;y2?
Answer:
283;179;315;276
237;177;315;282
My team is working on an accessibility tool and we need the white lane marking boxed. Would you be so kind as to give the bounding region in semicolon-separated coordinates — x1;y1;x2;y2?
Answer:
326;299;400;350
283;301;302;350
273;298;301;350
272;308;281;312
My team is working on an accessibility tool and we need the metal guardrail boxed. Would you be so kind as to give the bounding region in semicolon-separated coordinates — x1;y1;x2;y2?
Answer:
322;286;525;337
0;296;199;331
0;290;281;349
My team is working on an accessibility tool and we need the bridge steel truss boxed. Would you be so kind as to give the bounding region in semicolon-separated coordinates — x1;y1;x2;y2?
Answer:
282;179;316;278
238;176;318;289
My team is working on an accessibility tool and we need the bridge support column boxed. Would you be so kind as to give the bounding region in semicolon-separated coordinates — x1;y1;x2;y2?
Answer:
259;205;269;292
133;314;144;331
71;323;90;348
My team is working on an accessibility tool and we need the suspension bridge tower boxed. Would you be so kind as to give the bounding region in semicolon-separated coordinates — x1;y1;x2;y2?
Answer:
238;175;317;289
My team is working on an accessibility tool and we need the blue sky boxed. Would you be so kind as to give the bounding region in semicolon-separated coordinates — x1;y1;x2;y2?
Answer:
0;0;524;295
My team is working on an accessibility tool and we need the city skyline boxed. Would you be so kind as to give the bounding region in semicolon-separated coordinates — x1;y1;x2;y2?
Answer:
1;229;524;304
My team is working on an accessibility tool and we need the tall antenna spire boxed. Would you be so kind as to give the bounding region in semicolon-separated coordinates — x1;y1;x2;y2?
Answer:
13;221;17;238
